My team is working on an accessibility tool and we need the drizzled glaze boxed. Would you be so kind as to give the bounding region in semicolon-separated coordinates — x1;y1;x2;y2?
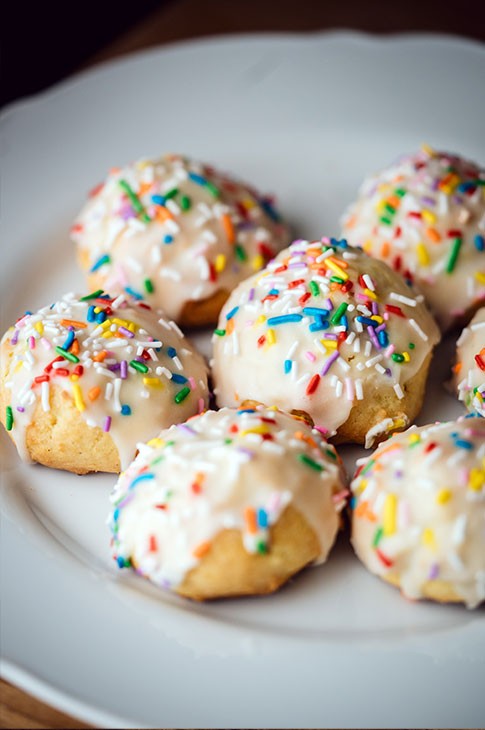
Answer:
71;154;289;322
1;292;209;470
212;238;440;441
341;146;485;331
351;417;485;608
454;307;485;417
110;406;347;591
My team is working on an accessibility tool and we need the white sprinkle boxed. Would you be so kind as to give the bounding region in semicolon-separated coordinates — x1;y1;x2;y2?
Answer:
452;514;467;546
355;379;364;400
113;378;122;412
393;383;405;399
409;318;429;341
389;292;417;307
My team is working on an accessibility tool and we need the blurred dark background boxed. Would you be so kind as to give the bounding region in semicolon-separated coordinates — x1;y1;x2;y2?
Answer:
2;0;485;109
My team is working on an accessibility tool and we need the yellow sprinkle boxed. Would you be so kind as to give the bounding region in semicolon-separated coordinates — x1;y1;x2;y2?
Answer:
240;425;270;436
242;197;256;210
100;318;113;330
408;433;421;446
370;315;383;324
34;321;44;335
69;374;79;382
14;362;23;374
354;478;367;495
421;143;435;156
252;254;265;271
422;528;436;550
475;272;485;285
363;240;373;254
383;493;397;536
112;318;131;328
416;243;430;266
421;209;436;224
147;437;164;448
469;468;484;491
321;339;338;350
72;383;85;412
143;377;163;389
256;314;267;325
94;307;101;314
364;288;377;300
325;259;349;280
402;351;410;362
436;489;452;504
215;254;226;273
266;328;276;346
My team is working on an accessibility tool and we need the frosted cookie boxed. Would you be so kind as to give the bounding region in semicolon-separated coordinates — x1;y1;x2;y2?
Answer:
71;154;289;327
212;238;440;447
110;405;348;600
351;417;485;608
453;307;485;417
0;292;208;474
341;146;485;331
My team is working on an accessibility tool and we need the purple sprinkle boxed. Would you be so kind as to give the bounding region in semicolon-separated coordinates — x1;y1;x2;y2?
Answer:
103;416;112;432
11;330;19;345
421;196;436;207
16;406;25;412
120;360;128;379
288;261;307;269
375;323;387;334
321;351;339;376
371;301;379;315
323;332;338;341
368;326;381;350
248;288;255;302
108;363;121;372
118;326;134;338
177;423;196;435
237;447;255;459
428;563;440;580
324;298;333;311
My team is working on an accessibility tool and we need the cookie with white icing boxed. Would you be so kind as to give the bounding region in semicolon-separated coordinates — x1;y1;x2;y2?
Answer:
0;292;209;474
454;307;485;417
351;417;485;608
71;154;289;327
110;405;347;600
341;146;485;331
212;238;440;447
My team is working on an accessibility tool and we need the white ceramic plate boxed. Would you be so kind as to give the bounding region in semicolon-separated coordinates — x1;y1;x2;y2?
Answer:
1;32;484;729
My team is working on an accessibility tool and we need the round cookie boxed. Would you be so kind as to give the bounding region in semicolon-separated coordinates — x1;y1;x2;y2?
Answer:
212;237;440;447
341;145;485;331
351;417;485;608
110;405;348;600
0;291;209;474
71;154;289;327
453;307;485;417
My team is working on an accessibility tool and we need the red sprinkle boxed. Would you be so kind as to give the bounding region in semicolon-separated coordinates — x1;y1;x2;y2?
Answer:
34;374;49;384
424;442;437;453
385;304;406;318
298;292;311;305
306;373;320;395
209;263;217;283
288;279;306;289
148;535;158;552
257;335;266;347
375;548;394;568
54;368;70;377
475;354;485;372
447;229;462;238
73;365;84;377
44;356;63;373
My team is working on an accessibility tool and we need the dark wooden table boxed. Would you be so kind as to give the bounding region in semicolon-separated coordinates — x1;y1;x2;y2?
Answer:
1;1;484;727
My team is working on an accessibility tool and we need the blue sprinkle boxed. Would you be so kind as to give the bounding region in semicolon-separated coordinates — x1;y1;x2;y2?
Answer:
268;288;279;296
378;330;389;347
302;307;330;317
95;311;106;324
341;315;349;330
151;194;166;206
130;473;155;489
125;286;143;300
62;329;75;350
257;508;268;528
475;234;484;251
121;405;132;416
267;314;303;325
356;316;376;327
113;509;119;521
226;306;239;320
330;237;348;248
284;359;292;374
87;305;96;322
167;346;177;358
309;319;329;332
116;556;126;568
189;172;207;186
453;438;474;450
90;254;111;272
260;198;281;223
171;373;188;384
350;496;356;509
163;234;174;244
237;408;255;414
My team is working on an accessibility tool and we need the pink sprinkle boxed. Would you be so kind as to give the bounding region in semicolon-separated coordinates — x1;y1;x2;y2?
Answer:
314;424;330;437
345;378;355;401
305;351;316;362
41;338;52;350
188;376;196;389
198;398;205;413
385;344;396;358
333;489;350;503
10;330;19;345
103;416;112;432
28;336;36;349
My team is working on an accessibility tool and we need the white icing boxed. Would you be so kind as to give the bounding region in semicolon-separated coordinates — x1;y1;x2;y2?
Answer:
454;307;485;416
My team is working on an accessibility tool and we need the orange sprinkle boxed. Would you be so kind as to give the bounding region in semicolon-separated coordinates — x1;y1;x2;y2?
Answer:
426;227;442;243
193;541;211;559
380;241;391;258
452;362;462;374
345;214;357;228
154;206;173;223
221;213;235;244
93;351;107;362
88;386;101;401
387;195;401;208
226;318;235;335
149;535;158;553
60;319;87;329
244;506;258;534
70;339;80;355
294;431;318;449
138;182;152;197
327;256;349;269
355;501;377;522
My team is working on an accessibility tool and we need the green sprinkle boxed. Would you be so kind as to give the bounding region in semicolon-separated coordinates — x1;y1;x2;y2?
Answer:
361;459;375;475
80;289;104;301
129;359;149;373
119;179;151;223
235;244;247;262
297;453;324;472
55;346;79;363
256;541;268;554
446;238;462;274
164;187;179;199
6;406;13;431
395;188;406;197
379;215;392;225
391;353;405;363
174;386;191;404
325;448;337;461
214;328;226;337
384;203;396;214
409;342;415;349
180;195;191;211
144;278;154;294
372;526;384;547
309;280;320;297
330;276;345;284
331;302;348;325
205;181;220;198
224;437;233;444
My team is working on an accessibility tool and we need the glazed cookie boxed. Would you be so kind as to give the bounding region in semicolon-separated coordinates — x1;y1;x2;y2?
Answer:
453;307;485;416
71;154;289;326
110;405;348;600
212;238;440;447
351;417;485;608
0;292;208;474
341;145;485;331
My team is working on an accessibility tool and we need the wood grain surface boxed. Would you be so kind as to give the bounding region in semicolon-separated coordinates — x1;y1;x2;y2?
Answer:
2;1;484;727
